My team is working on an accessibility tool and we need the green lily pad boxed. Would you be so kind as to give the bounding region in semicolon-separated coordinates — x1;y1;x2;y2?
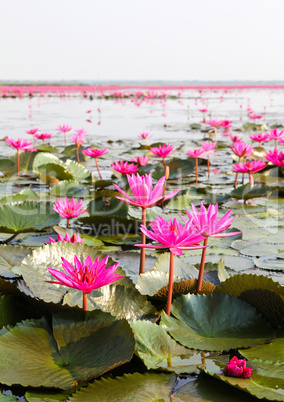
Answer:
88;197;128;218
160;294;274;351
68;372;178;401
0;158;15;171
50;180;88;196
63;282;157;321
231;183;272;201
200;358;284;401
130;320;191;370
152;158;194;180
0;245;30;278
35;144;59;153
0;309;135;389
74;214;138;235
154;279;216;300
0;202;60;235
241;338;284;363
239;244;284;257
154;253;199;278
63;160;91;181
214;275;284;327
20;242;128;304
4;151;36;176
214;274;284;298
253;255;284;271
0;189;40;204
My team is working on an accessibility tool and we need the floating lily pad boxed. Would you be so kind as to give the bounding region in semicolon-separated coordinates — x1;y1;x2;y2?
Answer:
254;255;284;271
154;279;215;300
0;202;60;235
241;337;284;363
68;372;178;402
130;320;189;370
20;242;128;304
215;275;284;327
0;310;135;389
200;358;284;401
4;151;36;176
160;294;274;351
50;180;88;196
152;158;194;180
35;144;59;153
0;245;30;278
63;283;157;321
231;183;272;201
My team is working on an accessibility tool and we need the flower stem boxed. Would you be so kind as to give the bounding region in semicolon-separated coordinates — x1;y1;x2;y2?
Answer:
207;157;210;179
95;157;103;180
42;139;45;145
139;207;147;274
66;218;70;228
196;237;208;293
275;139;277;150
64;132;67;148
17;149;20;177
214;127;217;142
76;144;80;163
166;252;175;315
195;158;198;184
249;173;254;185
234;172;239;188
83;292;87;311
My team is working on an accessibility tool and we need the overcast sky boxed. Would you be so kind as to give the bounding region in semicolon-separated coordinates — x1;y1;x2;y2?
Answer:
1;0;284;82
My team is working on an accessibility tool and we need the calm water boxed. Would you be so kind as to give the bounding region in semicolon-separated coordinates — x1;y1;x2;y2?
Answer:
1;87;284;155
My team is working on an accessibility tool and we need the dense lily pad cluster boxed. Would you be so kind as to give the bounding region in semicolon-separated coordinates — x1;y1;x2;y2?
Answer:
0;86;283;401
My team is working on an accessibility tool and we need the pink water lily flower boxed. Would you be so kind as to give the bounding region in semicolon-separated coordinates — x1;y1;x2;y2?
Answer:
200;141;217;154
34;133;52;144
111;160;139;175
182;202;240;238
57;124;72;147
26;128;39;135
269;128;284;149
131;155;149;166
135;216;206;315
75;128;88;136
207;119;223;128
82;148;109;158
207;119;223;141
187;148;205;184
232;160;266;185
46;255;123;311
150;143;175;163
222;356;252;379
46;232;84;244
5;138;33;151
249;133;270;146
232;160;266;174
221;120;232;128
265;149;284;167
181;202;241;292
230;142;254;158
187;148;205;158
138;132;151;145
230;134;243;143
57;124;72;133
114;173;180;274
113;172;180;209
135;216;205;256
5;138;35;177
53;197;88;228
82;147;108;180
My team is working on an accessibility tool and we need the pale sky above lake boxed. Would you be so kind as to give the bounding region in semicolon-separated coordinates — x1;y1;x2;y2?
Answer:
1;0;284;82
